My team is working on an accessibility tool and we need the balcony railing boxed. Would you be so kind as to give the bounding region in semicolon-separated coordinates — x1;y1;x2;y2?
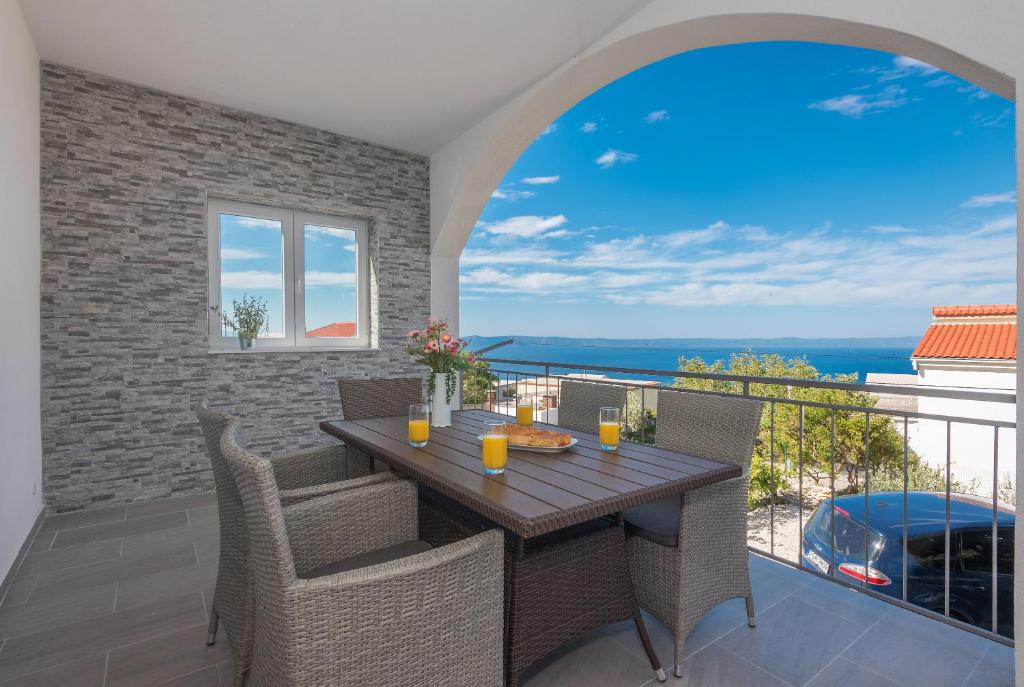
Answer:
466;353;1016;645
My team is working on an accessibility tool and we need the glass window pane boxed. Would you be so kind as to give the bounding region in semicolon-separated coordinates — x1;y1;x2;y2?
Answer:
219;213;285;338
303;224;357;338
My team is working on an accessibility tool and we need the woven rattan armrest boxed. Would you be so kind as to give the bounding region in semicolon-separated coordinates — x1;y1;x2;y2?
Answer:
282;478;418;576
294;528;504;591
278;472;397;507
269;445;348;490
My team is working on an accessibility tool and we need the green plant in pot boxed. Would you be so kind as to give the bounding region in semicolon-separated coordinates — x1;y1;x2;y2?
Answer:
212;294;269;350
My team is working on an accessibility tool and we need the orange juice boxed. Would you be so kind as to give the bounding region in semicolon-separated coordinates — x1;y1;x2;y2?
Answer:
408;419;429;445
481;434;508;473
599;421;620;450
516;404;534;426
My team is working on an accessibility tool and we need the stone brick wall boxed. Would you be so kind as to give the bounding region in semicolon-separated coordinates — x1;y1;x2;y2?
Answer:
39;63;431;513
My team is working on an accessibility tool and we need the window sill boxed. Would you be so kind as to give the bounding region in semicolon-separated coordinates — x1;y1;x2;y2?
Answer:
208;345;378;354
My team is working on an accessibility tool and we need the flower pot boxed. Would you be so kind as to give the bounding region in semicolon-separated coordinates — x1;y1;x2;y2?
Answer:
431;372;453;427
238;335;256;351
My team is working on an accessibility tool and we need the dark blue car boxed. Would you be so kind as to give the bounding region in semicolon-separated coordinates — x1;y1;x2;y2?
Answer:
801;491;1014;637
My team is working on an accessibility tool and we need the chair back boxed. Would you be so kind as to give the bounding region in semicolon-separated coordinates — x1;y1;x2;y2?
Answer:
220;420;298;592
654;390;764;471
338;376;424;419
558;379;627;434
196;404;252;663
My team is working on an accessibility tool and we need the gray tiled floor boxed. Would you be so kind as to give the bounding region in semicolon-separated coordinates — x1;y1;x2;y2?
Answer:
0;493;1014;686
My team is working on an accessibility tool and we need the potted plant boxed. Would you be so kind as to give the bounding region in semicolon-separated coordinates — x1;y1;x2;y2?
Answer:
405;319;476;427
211;294;270;350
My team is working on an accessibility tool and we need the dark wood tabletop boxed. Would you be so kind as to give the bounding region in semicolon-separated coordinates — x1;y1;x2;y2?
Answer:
319;409;741;538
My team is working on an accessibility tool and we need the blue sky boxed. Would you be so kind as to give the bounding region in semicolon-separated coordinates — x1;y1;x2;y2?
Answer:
460;41;1017;339
219;215;356;336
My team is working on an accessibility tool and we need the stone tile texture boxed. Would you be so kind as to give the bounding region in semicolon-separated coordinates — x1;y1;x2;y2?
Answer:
39;63;431;512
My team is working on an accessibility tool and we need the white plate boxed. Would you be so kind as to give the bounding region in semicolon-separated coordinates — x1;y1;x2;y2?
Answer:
477;436;578;453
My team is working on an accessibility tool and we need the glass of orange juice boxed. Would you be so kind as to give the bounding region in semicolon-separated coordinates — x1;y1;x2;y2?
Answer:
481;421;508;475
516;398;534;426
408;404;430;447
599;407;620;451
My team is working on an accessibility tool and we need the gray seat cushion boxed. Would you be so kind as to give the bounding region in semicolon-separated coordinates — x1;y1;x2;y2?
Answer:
623;496;681;547
301;540;433;578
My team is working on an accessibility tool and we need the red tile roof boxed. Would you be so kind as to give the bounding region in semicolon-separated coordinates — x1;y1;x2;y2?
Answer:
912;323;1016;360
932;304;1016;318
306;322;356;337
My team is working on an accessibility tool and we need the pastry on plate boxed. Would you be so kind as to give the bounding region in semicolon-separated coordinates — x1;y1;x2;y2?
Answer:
505;425;573;448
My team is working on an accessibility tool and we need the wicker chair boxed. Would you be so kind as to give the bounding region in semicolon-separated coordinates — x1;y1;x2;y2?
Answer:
219;419;505;687
337;376;424;474
197;404;397;686
623;390;764;676
557;379;627;434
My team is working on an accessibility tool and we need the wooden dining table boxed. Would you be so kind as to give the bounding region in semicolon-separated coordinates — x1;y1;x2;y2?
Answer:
320;409;741;686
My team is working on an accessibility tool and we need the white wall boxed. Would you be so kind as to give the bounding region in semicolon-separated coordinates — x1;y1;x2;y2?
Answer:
0;0;42;581
913;363;1016;494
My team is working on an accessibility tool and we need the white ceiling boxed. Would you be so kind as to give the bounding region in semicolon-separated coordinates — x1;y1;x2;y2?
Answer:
20;0;652;155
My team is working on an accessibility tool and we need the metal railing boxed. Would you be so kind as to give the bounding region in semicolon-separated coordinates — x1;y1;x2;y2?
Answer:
466;353;1016;645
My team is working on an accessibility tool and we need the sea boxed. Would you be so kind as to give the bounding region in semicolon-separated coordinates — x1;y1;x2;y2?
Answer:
464;335;918;385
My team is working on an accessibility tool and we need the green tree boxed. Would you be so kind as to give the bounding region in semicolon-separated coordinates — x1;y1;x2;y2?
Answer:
462;361;496;405
622;391;656;444
674;350;915;490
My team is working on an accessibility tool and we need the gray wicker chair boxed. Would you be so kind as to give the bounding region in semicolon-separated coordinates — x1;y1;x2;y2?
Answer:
557;379;627;434
623;390;764;676
220;419;505;687
337;376;424;474
197;404;396;686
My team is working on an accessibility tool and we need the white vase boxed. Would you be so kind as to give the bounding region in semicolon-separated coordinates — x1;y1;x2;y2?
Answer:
431;372;453;427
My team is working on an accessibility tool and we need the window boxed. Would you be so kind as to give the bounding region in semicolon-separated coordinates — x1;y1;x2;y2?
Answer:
207;199;369;350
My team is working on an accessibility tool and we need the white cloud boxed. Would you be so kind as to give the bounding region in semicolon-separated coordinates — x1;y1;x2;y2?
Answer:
886;56;939;78
305;271;355;287
234;217;281;230
221;271;282;289
306;224;356;239
808;85;908;117
491;187;535;202
972;108;1012;128
962;191;1016;208
461;248;564;266
482;214;569;239
579;121;598;133
539;123;557;136
461;214;1016;311
595;149;638;169
521;175;560;185
969;215;1017;237
925;75;958;88
221;248;267;260
643;109;670;124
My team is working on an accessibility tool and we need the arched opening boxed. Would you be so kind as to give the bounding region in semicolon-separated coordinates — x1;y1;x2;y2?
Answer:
447;33;1019;644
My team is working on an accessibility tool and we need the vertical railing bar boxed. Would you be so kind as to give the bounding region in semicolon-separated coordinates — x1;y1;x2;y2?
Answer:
743;380;750;397
902;416;909;603
863;411;870;590
944;420;951;617
992;425;999;633
798;403;804;565
830;410;836;577
770;401;776;556
640;385;646;445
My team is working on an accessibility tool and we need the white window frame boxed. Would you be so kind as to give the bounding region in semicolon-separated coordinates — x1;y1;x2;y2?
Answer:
207;199;370;351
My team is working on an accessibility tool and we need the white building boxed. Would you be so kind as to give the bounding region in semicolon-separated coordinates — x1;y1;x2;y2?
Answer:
911;305;1016;496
